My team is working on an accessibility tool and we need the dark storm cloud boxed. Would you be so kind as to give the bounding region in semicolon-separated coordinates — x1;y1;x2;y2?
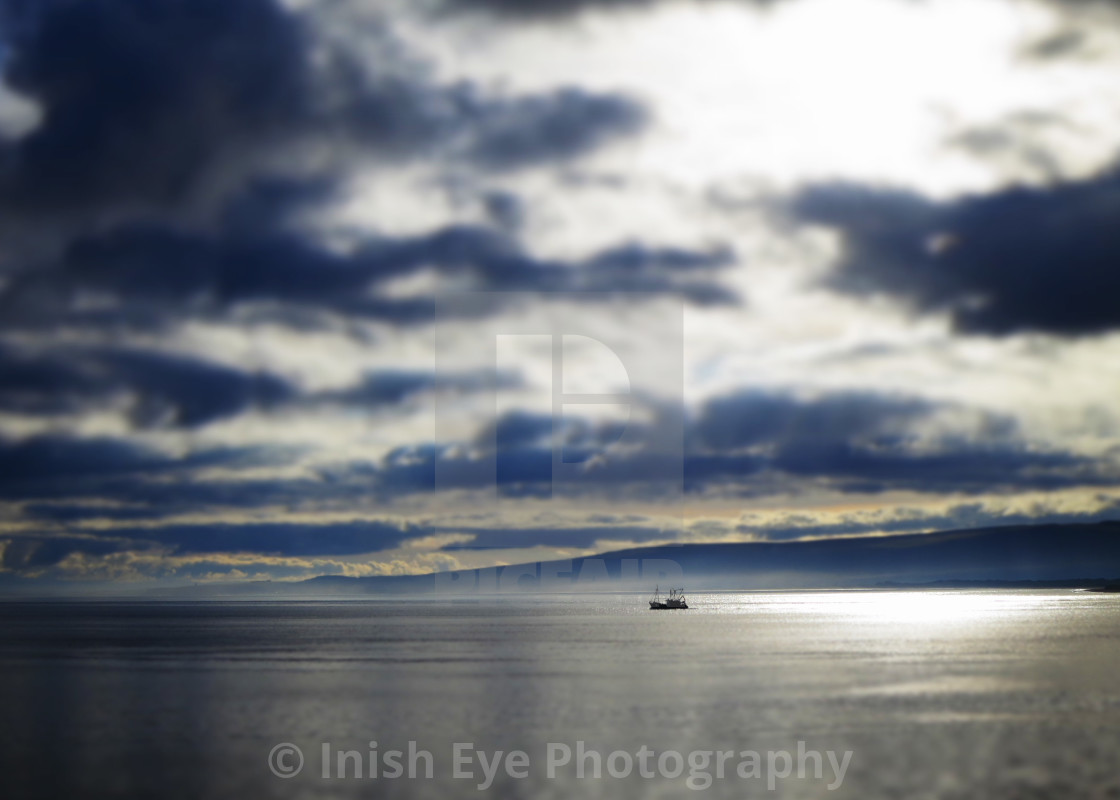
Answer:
437;524;670;550
0;534;127;571
373;390;1117;497
463;89;645;169
0;435;262;485
0;219;735;332
475;409;632;453
2;387;1116;575
0;435;279;501
685;390;1101;494
0;519;668;573
442;0;652;15
98;349;292;427
0;0;740;341
482;191;525;230
438;0;783;20
739;500;1120;541
0;339;522;430
442;0;1120;24
0;0;649;227
767;443;1094;494
0;520;419;570
22;503;181;523
0;345;294;426
0;0;308;217
5;439;400;516
477;410;555;450
2;435;444;513
693;390;934;450
4;388;1112;529
790;170;1120;335
111;520;417;557
315;369;521;407
10;470;332;509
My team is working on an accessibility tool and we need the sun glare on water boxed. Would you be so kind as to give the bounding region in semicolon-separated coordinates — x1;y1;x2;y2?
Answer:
831;590;1055;625
719;590;1062;628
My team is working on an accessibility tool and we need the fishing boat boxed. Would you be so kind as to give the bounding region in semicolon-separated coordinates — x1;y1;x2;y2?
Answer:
649;586;688;610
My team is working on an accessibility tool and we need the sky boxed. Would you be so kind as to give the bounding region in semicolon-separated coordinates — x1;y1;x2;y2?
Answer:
2;0;1120;588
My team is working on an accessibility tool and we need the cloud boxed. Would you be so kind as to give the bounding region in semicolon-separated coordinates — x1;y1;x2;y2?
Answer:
314;368;521;407
109;520;418;557
435;524;671;550
0;339;525;434
4;385;1112;531
368;389;1118;497
0;215;735;332
441;0;654;16
481;191;525;230
0;0;309;220
1020;28;1091;60
0;435;279;499
436;0;783;21
3;0;1119;587
0;0;649;236
765;443;1097;494
686;389;1109;494
0;344;294;426
1033;0;1120;16
22;503;180;523
3;384;1116;579
737;498;1120;541
0;533;126;571
0;519;419;572
462;88;646;170
790;170;1120;335
0;518;674;576
945;112;1068;180
693;390;934;450
0;0;735;364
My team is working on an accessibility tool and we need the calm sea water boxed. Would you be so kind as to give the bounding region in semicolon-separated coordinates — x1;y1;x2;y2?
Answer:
1;590;1119;799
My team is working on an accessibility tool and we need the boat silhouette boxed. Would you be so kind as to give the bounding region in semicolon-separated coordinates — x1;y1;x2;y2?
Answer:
649;585;688;610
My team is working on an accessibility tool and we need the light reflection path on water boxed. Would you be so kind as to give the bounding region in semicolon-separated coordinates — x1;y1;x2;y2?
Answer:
1;590;1119;799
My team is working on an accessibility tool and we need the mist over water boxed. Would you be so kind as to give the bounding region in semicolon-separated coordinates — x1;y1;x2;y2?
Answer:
2;591;1119;799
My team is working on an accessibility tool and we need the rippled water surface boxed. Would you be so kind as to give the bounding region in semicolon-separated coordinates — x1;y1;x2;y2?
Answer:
2;590;1119;799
